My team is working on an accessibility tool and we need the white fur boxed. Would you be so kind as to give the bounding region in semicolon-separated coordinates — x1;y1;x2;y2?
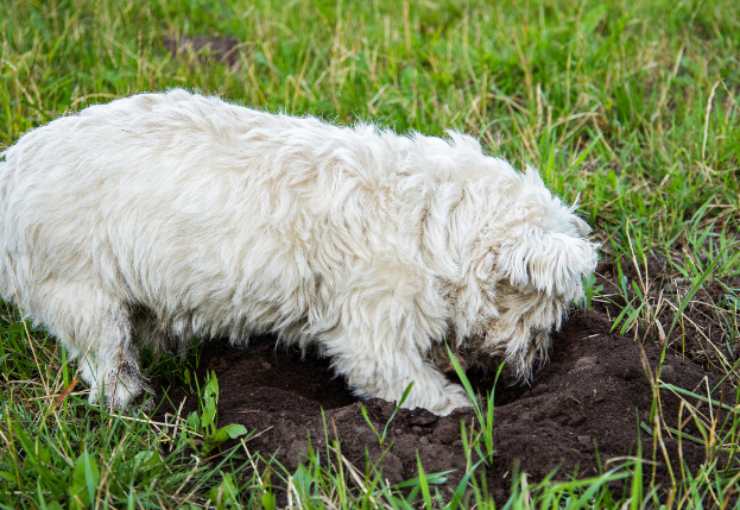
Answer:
0;90;598;415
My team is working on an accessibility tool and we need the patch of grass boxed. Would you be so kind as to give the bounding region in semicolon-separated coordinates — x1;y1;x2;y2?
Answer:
1;0;738;507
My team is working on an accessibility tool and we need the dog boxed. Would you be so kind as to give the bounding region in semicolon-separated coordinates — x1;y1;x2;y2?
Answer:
0;90;598;415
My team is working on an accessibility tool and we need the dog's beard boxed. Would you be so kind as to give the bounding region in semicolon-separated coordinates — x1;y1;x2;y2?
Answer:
429;331;553;394
428;327;508;376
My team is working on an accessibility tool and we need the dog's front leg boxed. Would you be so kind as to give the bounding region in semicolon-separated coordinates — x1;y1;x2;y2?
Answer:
321;285;470;416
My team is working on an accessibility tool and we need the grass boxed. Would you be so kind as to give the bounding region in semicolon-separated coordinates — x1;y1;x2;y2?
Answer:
0;0;738;507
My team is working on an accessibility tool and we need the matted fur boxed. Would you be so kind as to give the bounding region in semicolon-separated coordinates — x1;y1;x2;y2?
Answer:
0;90;597;415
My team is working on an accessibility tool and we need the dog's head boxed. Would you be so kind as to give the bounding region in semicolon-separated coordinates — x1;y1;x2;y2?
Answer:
448;166;598;379
492;168;598;302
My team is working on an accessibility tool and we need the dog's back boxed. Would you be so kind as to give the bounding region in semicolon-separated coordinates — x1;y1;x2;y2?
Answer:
0;90;422;345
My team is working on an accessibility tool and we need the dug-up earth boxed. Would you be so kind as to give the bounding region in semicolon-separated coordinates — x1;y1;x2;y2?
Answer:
159;310;734;499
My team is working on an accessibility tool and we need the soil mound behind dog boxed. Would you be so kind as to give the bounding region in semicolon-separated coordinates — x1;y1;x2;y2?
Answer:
159;310;733;498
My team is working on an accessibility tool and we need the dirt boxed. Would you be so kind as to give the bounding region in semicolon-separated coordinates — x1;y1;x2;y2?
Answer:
156;310;734;500
163;35;240;66
594;254;739;372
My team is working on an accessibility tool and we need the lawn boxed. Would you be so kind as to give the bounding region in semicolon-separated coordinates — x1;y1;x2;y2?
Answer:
0;0;738;508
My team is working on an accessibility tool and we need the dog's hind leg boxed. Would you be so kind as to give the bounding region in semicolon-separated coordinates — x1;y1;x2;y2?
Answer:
27;280;145;408
321;278;470;416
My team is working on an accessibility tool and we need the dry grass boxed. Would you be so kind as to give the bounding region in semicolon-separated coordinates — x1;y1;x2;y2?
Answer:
0;0;738;507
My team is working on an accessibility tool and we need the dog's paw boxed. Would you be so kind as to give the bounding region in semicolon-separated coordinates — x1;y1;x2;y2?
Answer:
107;378;144;410
87;363;146;410
432;383;472;416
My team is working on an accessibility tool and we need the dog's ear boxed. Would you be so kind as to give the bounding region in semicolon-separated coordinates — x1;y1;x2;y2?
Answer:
498;230;598;300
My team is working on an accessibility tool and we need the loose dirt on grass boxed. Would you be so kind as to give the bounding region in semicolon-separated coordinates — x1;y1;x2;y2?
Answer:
157;310;733;498
594;255;739;375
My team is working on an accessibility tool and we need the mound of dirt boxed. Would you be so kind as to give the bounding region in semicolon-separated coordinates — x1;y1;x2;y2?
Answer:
157;310;732;498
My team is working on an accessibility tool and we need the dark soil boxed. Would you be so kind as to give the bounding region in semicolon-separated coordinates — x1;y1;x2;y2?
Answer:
157;310;734;500
163;35;240;66
594;254;739;372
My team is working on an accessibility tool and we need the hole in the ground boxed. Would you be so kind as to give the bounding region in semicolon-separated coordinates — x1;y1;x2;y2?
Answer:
451;366;531;406
163;335;529;413
196;335;357;410
148;310;731;503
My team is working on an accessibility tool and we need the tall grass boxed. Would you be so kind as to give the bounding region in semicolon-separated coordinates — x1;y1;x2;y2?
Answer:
1;0;738;507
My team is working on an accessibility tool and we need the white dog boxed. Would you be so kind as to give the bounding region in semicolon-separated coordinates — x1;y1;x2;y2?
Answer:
0;90;597;415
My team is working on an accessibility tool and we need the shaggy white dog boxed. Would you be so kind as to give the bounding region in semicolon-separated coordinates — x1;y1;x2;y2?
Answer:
0;90;597;415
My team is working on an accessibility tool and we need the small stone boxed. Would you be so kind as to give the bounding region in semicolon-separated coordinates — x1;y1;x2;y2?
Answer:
370;400;396;417
530;383;549;395
572;356;598;372
285;439;309;467
352;425;378;444
661;364;675;381
568;414;586;426
621;365;642;381
517;411;534;422
408;411;439;427
377;452;404;484
330;406;358;421
432;420;459;445
577;435;592;449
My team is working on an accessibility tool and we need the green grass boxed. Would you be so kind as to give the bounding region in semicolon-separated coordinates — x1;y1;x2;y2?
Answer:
1;0;738;507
